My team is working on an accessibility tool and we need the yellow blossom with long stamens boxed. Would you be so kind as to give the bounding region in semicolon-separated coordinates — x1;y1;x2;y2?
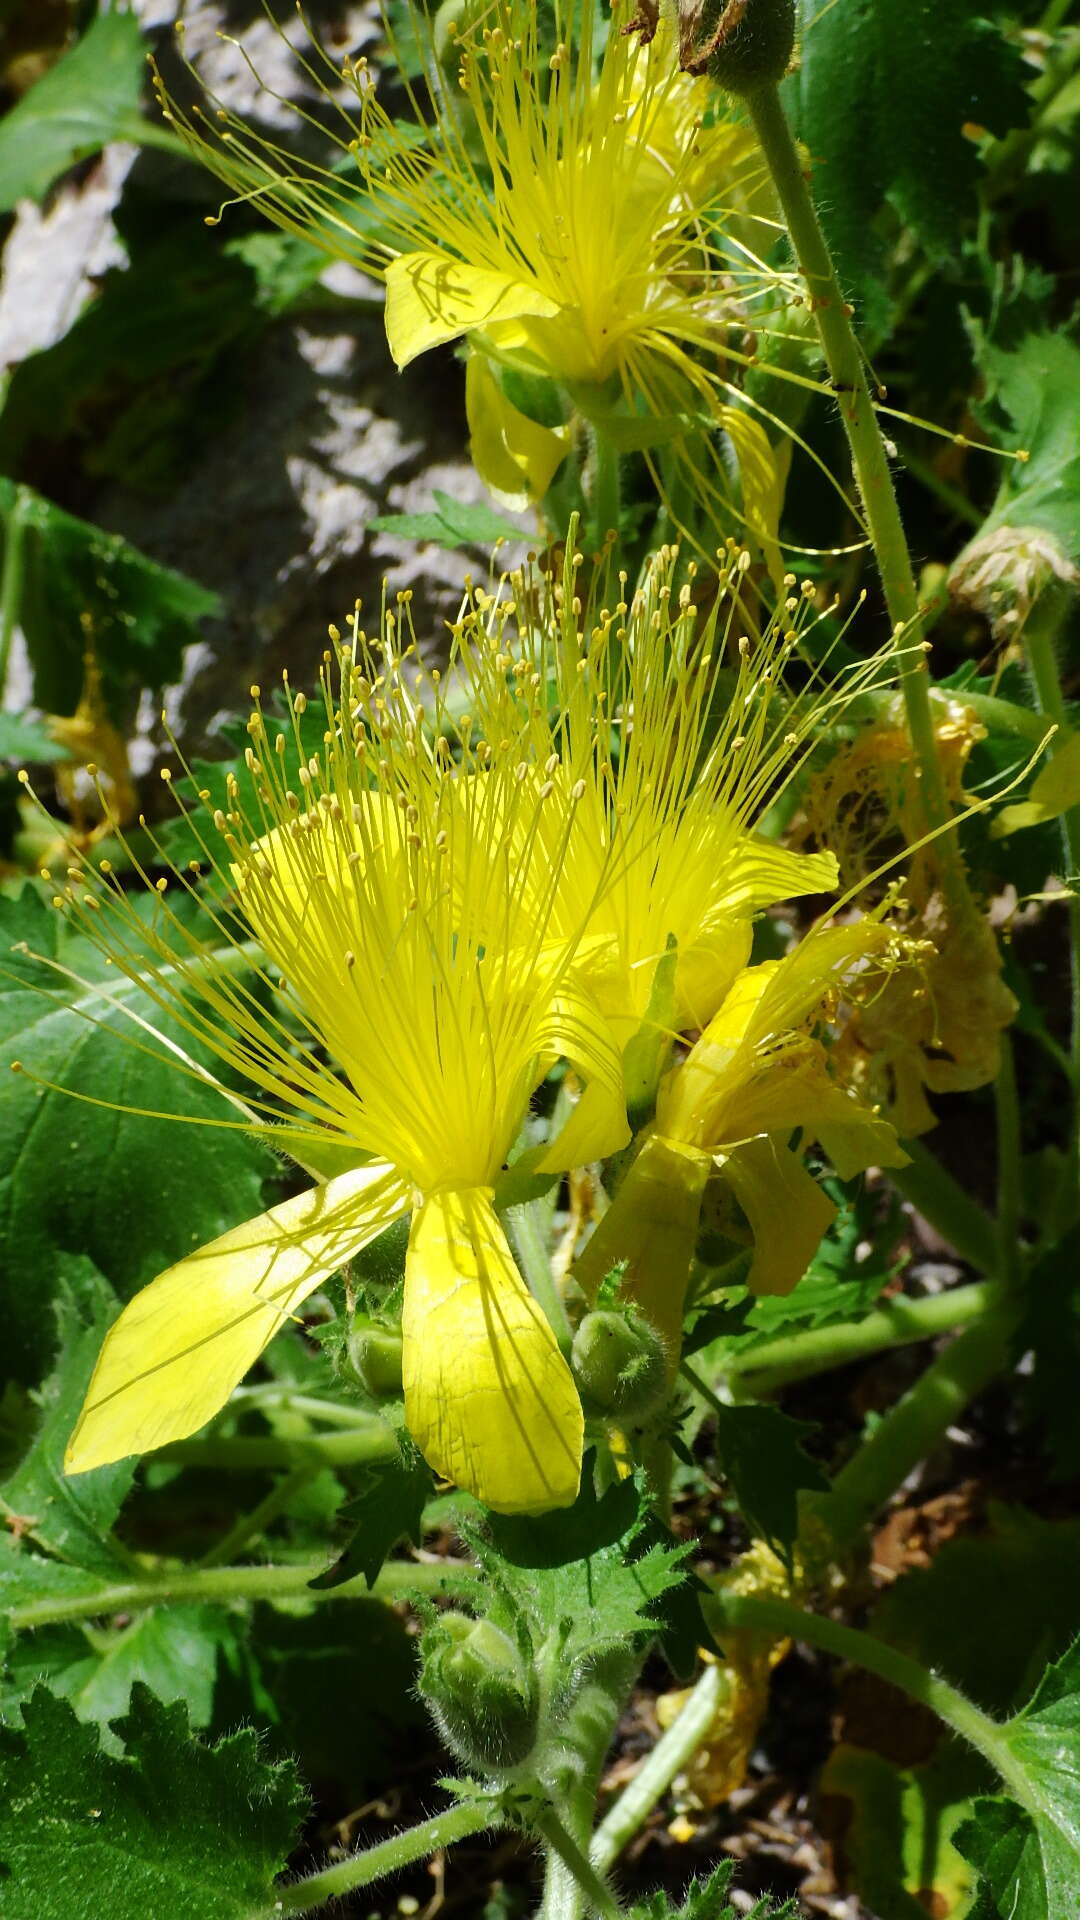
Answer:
157;1;796;536
54;613;628;1514
454;542;895;1098
574;918;911;1356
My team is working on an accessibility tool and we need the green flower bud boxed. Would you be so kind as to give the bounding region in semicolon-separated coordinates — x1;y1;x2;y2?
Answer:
679;0;796;94
571;1309;668;1419
421;1615;538;1772
346;1317;404;1397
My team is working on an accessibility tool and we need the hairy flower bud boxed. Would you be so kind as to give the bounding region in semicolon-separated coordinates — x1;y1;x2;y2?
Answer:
346;1316;404;1397
678;0;796;92
571;1308;669;1419
421;1615;538;1771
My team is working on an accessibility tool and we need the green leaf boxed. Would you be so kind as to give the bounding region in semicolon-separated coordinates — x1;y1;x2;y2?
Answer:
1017;1225;1080;1480
960;321;1080;582
475;1475;690;1671
707;1402;827;1562
0;12;148;212
627;1860;796;1917
874;1504;1080;1719
1;1610;233;1740
956;1635;1080;1919
791;1;1025;330
687;1190;903;1358
0;885;274;1381
0;713;69;765
0;482;220;715
0;1272;133;1576
0;1537;104;1623
0;1683;306;1919
821;1736;984;1920
371;491;526;551
309;1436;432;1590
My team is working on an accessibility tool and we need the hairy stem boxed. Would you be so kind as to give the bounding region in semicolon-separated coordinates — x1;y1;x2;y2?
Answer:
9;1555;466;1634
155;1426;399;1471
746;83;960;880
723;1279;995;1397
707;1591;1012;1779
591;1662;725;1874
266;1797;499;1918
889;1142;1001;1276
535;1809;625;1919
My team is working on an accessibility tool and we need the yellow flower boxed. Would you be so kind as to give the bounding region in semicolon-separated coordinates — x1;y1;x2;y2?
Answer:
159;2;789;532
455;542;887;1082
59;620;627;1514
575;920;910;1352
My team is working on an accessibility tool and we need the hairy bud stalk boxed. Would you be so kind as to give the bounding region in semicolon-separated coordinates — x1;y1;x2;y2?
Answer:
677;0;796;91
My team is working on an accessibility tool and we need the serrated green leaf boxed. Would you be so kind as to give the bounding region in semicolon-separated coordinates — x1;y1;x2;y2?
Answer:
0;713;69;765
370;494;525;551
1;1609;232;1740
309;1437;432;1590
0;482;220;716
0;885;274;1381
0;12;148;212
791;1;1025;329
956;1636;1080;1919
627;1859;796;1917
707;1401;828;1562
1;1272;133;1575
0;1682;306;1920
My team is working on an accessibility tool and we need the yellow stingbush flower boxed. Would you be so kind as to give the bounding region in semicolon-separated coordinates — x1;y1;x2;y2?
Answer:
575;919;910;1352
455;543;893;1086
52;616;628;1513
159;1;790;530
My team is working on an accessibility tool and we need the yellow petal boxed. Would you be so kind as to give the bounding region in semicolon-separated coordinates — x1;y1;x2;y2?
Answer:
992;727;1080;837
533;982;631;1171
718;1138;836;1296
402;1188;582;1513
573;1133;711;1357
384;253;560;369
712;839;839;917
465;351;570;505
65;1164;411;1474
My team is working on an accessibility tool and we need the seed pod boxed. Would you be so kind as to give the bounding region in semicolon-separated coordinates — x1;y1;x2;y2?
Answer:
678;0;796;93
421;1615;538;1771
571;1308;668;1419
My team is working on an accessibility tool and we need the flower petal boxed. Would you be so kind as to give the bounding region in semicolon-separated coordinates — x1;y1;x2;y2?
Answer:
384;253;560;368
573;1133;711;1357
532;983;631;1171
465;351;570;505
65;1163;411;1474
718;1138;836;1296
711;839;839;917
402;1188;582;1513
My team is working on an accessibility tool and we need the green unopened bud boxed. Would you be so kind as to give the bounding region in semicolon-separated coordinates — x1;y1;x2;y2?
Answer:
421;1615;538;1772
678;0;796;93
571;1308;668;1419
346;1317;404;1397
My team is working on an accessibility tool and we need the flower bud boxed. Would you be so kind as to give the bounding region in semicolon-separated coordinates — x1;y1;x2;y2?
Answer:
420;1615;538;1771
679;0;796;94
346;1316;404;1397
571;1308;668;1419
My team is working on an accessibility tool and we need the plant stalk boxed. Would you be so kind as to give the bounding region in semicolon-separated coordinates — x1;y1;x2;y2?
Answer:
723;1279;994;1397
267;1797;498;1917
745;83;960;879
591;1661;725;1874
9;1554;466;1634
707;1591;1012;1779
889;1141;1002;1276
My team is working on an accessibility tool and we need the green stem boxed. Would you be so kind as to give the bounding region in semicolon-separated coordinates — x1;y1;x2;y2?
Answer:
9;1555;466;1634
196;1466;317;1569
591;1662;725;1874
889;1140;1001;1276
724;1280;994;1397
538;1649;640;1920
534;1809;624;1920
266;1798;499;1918
507;1200;574;1358
707;1591;1012;1780
155;1426;399;1471
817;1306;1015;1549
745;84;960;878
0;485;30;701
994;1034;1024;1294
1024;584;1080;1231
